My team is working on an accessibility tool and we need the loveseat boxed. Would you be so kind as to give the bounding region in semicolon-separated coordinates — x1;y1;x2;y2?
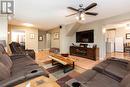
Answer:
66;58;130;87
9;42;35;60
0;44;49;87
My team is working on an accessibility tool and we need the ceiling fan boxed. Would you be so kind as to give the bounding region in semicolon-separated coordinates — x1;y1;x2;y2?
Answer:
66;3;98;20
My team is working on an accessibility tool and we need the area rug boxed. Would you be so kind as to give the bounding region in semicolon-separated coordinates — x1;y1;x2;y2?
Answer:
42;60;80;87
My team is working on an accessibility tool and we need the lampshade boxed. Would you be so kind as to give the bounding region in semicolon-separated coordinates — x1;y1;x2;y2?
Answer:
0;40;6;47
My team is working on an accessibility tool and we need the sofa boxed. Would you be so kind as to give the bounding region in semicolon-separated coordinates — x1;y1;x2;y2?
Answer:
66;58;130;87
93;58;130;82
9;42;35;60
0;44;49;87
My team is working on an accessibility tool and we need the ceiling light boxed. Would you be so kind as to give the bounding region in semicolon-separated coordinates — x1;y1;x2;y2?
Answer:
81;17;85;21
23;23;34;27
76;12;86;21
80;13;85;18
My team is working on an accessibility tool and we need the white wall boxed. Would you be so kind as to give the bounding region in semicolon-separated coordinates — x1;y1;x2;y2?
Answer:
0;15;8;42
48;27;60;48
60;25;76;54
116;27;130;43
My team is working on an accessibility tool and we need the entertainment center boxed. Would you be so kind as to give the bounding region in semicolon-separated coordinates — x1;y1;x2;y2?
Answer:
70;46;99;61
70;30;99;61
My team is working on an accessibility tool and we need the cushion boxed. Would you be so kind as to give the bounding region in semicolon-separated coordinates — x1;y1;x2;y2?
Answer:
76;70;97;83
108;58;129;64
67;70;120;87
84;73;120;87
120;74;130;87
93;59;129;81
0;53;13;69
0;44;5;52
127;63;130;71
0;51;2;57
105;62;128;79
0;62;10;81
93;60;110;72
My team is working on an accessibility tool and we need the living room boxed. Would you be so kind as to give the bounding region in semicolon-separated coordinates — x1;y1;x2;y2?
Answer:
1;0;130;87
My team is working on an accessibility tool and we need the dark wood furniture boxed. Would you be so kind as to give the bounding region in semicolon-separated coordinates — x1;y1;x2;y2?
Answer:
70;46;99;61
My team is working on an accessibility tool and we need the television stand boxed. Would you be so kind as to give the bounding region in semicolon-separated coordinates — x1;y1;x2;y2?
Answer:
70;46;99;61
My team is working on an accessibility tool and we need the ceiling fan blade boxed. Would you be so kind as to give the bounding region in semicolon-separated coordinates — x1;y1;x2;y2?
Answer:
67;7;79;12
66;13;77;17
84;3;97;11
85;12;98;16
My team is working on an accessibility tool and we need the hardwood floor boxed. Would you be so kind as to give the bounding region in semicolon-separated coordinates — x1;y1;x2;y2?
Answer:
106;52;130;60
36;50;51;64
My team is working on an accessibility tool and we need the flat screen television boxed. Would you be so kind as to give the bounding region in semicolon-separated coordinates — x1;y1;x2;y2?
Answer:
76;30;94;43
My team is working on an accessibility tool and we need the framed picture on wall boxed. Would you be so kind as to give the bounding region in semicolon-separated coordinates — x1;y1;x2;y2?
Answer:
30;33;35;39
39;36;43;41
126;33;130;39
54;32;59;40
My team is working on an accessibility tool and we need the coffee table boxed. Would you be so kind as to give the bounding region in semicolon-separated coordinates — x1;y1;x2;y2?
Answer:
49;54;76;73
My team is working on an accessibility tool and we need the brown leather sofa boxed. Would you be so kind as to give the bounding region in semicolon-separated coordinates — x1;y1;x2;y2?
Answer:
0;44;49;87
66;58;130;87
93;58;130;82
9;42;35;60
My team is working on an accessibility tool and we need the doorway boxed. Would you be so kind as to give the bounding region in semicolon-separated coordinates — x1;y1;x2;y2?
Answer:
11;30;25;48
45;33;51;50
104;21;130;59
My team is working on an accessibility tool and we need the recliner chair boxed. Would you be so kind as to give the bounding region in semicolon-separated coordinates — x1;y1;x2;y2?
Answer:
9;42;35;60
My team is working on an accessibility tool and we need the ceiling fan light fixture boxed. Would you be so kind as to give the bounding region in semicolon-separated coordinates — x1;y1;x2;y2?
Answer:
76;12;86;21
80;13;85;18
76;16;85;21
81;17;85;20
67;3;98;21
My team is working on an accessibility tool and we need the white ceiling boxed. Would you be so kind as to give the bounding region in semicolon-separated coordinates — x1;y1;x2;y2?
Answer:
104;20;130;29
9;0;130;30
